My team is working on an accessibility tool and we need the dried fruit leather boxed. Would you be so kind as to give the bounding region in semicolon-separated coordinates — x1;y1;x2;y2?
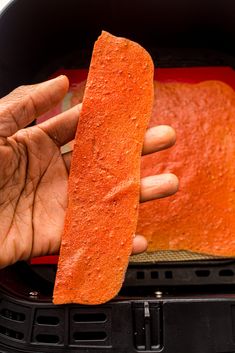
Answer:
138;80;235;257
53;31;154;304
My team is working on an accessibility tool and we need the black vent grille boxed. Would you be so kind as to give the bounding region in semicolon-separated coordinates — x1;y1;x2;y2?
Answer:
36;315;59;325
0;324;24;340
0;299;29;343
0;308;25;322
30;307;112;347
73;313;107;323
70;308;111;347
125;262;235;287
32;308;64;346
35;333;60;344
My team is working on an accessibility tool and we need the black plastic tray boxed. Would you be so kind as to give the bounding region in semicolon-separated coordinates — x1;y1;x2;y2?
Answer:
1;263;235;353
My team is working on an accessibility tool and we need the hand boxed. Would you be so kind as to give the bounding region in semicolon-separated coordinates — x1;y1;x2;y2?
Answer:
0;76;178;268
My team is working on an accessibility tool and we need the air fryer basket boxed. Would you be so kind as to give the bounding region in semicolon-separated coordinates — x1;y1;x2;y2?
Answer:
2;3;235;353
0;0;235;265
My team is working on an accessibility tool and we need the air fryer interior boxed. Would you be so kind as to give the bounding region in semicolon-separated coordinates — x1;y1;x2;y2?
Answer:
0;0;235;264
1;0;235;96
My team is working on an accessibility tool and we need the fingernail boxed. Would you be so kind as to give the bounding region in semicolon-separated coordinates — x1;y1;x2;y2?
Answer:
44;75;68;85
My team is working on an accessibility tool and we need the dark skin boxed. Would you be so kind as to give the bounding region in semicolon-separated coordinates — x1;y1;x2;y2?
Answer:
0;75;178;269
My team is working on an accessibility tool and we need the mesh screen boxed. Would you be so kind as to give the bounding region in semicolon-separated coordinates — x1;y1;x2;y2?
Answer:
130;250;226;263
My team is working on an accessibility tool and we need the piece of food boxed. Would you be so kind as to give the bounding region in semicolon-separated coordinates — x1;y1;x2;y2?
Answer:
138;80;235;257
53;31;154;304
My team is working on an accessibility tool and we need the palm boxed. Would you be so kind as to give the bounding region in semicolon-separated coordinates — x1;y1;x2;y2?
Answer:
0;128;68;266
0;75;177;269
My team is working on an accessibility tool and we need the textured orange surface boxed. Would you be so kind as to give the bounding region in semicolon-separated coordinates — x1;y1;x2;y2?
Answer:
53;31;154;304
138;80;235;256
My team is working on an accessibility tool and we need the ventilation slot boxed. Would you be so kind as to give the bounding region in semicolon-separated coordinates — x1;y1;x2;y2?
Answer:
0;325;24;340
219;269;234;277
195;270;210;277
36;334;60;344
73;331;107;341
165;271;173;279
37;316;60;325
136;271;145;279
73;313;106;323
0;309;25;322
151;271;159;279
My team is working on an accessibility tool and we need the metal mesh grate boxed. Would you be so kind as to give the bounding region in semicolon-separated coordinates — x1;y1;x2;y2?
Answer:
130;250;226;263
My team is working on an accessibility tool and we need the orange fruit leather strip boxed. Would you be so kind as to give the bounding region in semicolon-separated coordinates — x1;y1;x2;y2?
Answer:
53;31;154;304
138;81;235;257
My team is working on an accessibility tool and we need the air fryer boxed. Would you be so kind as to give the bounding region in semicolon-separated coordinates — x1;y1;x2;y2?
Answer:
1;1;235;352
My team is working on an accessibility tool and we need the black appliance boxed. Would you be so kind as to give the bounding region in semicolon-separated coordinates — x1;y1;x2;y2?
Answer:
1;1;235;352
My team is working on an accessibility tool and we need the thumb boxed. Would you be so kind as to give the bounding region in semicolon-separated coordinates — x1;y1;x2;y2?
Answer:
0;75;69;137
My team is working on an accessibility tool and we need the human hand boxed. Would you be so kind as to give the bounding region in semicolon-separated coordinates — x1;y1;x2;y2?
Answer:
0;76;178;268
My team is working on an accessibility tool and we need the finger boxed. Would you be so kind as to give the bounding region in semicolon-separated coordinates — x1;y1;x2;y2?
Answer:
132;235;148;254
62;151;72;172
140;173;179;202
142;125;176;155
0;75;69;137
62;152;178;202
38;104;82;146
61;124;176;169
